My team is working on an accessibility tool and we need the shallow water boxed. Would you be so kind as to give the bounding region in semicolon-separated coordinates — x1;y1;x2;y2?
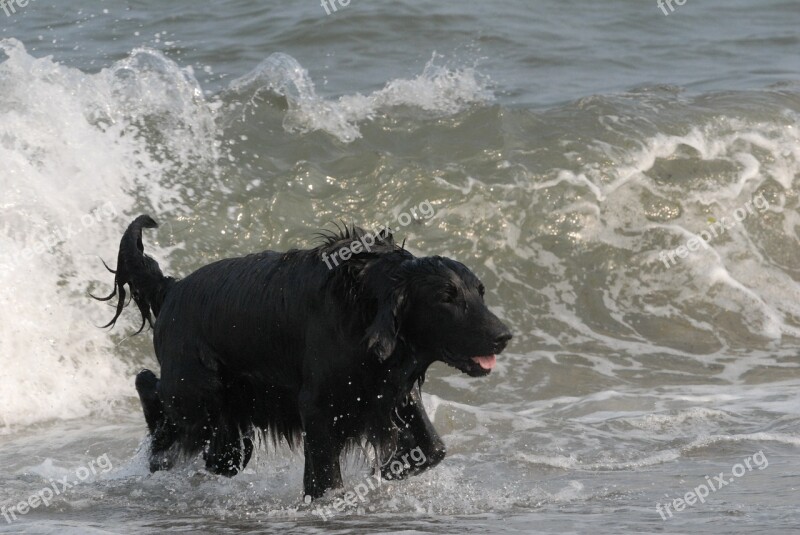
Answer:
1;1;799;533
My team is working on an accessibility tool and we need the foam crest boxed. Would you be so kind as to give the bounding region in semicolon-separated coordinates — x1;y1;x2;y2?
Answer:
574;114;800;345
229;52;493;142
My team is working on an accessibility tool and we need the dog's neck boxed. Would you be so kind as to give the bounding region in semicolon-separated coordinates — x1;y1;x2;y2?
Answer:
376;342;432;403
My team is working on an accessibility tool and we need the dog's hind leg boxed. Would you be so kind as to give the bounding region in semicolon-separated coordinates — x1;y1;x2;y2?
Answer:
204;424;254;477
135;369;163;434
202;378;256;477
135;369;179;472
380;386;446;481
155;343;256;477
149;416;180;472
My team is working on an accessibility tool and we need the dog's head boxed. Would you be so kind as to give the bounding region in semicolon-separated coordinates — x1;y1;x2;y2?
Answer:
365;255;512;377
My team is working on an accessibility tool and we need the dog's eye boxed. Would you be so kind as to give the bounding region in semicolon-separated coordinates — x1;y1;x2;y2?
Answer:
442;286;459;303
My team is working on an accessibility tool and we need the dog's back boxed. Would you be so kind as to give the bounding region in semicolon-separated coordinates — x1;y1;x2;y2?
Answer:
156;251;306;372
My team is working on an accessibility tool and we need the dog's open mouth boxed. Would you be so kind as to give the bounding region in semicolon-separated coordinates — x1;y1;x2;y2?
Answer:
471;355;496;371
443;353;497;377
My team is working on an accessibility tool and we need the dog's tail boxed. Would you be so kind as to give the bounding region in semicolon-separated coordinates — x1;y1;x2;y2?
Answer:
92;215;174;333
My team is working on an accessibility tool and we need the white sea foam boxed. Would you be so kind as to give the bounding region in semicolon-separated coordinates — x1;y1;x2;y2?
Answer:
0;40;220;431
523;113;800;361
229;52;493;143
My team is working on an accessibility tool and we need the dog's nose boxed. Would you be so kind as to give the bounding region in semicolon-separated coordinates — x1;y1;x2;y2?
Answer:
493;330;512;351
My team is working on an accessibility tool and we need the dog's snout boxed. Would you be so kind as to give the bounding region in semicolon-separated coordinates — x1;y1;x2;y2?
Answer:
493;330;512;351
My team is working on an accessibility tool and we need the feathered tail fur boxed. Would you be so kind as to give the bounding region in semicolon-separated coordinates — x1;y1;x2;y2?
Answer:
93;215;174;333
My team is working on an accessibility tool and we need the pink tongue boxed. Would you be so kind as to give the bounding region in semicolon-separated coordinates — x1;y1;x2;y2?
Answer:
471;355;496;370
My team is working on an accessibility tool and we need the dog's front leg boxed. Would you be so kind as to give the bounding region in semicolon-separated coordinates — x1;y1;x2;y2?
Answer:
299;393;345;499
381;387;446;480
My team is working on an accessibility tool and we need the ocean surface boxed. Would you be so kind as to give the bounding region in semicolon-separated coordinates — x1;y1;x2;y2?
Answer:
1;1;799;533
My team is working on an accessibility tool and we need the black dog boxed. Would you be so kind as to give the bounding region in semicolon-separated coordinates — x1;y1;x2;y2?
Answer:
96;215;511;498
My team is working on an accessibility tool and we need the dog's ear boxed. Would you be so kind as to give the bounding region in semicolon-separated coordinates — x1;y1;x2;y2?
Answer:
365;286;407;361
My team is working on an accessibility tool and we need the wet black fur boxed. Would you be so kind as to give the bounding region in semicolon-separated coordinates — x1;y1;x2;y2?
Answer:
95;215;512;498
